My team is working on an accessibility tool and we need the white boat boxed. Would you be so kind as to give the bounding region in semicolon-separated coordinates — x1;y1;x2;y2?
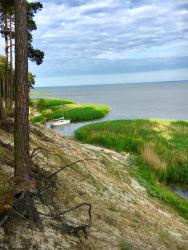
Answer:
51;117;71;127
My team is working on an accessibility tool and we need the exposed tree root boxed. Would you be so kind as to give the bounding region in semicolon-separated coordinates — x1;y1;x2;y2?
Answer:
59;203;92;220
46;158;97;182
33;157;95;239
0;145;95;242
39;203;92;238
0;215;9;227
30;147;49;160
13;193;40;224
0;139;97;246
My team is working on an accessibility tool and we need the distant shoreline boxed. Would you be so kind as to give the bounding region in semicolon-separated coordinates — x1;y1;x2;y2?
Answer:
33;79;188;89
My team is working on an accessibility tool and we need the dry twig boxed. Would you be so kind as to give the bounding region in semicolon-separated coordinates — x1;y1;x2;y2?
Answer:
46;158;97;182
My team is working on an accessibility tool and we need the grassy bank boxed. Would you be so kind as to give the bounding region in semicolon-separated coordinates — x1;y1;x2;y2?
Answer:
30;98;110;123
30;91;50;95
75;119;188;218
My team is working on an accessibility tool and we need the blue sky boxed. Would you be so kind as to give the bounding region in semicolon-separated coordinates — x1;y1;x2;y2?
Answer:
6;0;188;86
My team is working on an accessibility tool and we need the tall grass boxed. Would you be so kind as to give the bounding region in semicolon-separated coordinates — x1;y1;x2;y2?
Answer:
30;98;75;112
141;143;167;173
134;158;188;219
75;119;188;184
75;119;188;218
30;98;110;123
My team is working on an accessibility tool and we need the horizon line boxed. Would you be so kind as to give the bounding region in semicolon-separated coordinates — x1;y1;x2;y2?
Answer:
34;79;188;89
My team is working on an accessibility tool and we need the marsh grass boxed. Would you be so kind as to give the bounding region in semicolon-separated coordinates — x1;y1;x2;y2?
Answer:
134;158;188;219
30;98;110;123
30;98;75;112
75;119;188;184
75;119;188;218
141;143;167;179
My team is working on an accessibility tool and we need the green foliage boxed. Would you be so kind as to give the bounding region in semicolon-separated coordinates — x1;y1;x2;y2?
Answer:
134;158;188;219
32;115;45;123
43;110;65;120
0;54;34;91
30;98;75;112
30;98;110;123
27;1;44;65
75;119;188;219
119;240;133;250
75;120;188;184
28;72;36;87
63;106;109;122
0;1;44;65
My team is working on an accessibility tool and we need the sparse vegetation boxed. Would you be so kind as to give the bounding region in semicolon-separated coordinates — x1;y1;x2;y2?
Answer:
30;98;110;123
119;240;133;250
0;173;12;211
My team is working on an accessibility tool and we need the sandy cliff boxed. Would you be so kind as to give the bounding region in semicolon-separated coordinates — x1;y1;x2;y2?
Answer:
0;125;187;250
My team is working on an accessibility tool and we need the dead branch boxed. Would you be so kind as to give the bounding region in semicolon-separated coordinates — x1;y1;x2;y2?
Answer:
58;203;92;221
40;203;92;221
46;158;97;182
0;215;9;227
62;223;90;238
38;202;92;239
30;147;49;159
0;154;94;240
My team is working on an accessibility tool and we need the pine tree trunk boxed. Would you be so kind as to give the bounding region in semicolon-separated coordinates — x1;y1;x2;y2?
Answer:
9;16;13;110
14;0;31;180
0;82;4;120
4;14;9;109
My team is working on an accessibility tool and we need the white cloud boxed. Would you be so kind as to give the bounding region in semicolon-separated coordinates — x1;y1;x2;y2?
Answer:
26;0;188;84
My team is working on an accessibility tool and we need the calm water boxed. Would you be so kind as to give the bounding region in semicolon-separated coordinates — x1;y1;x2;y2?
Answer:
172;185;188;200
34;81;188;136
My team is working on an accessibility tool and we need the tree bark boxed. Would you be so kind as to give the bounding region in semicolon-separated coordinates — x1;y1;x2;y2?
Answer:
0;82;4;120
4;13;9;109
9;16;13;109
14;0;31;180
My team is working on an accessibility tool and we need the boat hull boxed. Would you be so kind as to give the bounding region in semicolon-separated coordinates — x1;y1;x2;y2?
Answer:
51;120;71;127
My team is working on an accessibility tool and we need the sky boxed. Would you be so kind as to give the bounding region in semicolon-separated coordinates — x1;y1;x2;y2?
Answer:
2;0;188;86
